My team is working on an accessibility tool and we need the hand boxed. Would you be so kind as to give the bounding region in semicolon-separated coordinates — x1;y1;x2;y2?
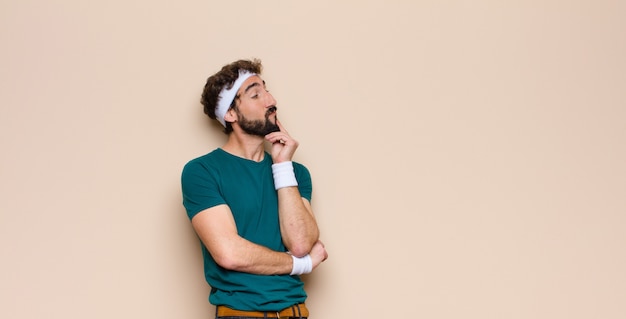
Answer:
265;119;299;163
310;240;328;270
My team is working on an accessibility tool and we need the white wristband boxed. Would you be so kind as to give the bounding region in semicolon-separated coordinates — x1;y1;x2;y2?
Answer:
290;254;313;275
272;161;298;190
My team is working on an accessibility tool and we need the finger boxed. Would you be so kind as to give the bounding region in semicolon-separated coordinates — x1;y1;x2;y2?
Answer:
267;134;287;144
276;119;289;134
271;138;286;146
266;131;290;143
265;132;283;142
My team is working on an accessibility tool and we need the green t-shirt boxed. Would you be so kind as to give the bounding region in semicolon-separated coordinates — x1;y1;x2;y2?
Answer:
181;148;312;311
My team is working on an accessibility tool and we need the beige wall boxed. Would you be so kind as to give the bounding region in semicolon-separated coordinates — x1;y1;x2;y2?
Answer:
1;1;625;318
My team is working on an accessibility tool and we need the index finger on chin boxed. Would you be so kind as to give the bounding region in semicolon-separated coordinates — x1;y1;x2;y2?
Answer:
276;119;288;134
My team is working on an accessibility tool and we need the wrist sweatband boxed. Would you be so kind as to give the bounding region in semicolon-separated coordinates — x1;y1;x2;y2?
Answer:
272;161;298;190
290;254;312;275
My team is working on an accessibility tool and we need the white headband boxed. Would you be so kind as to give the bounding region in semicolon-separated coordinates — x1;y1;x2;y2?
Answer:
215;70;257;126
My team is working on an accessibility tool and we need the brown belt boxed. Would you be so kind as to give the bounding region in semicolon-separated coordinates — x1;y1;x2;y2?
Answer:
216;303;309;318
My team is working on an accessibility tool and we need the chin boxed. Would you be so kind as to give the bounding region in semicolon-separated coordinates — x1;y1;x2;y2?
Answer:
266;126;280;134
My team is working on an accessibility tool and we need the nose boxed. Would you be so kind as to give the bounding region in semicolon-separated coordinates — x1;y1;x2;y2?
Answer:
265;91;277;108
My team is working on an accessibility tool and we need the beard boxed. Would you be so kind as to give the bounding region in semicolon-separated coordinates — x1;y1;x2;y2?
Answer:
237;107;280;137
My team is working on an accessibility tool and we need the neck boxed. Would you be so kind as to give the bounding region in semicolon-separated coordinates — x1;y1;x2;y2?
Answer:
221;132;266;162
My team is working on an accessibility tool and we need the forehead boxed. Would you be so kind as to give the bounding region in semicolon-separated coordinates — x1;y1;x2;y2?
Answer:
237;75;265;95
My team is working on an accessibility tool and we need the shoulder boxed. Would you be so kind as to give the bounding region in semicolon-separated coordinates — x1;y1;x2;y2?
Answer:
181;149;225;178
183;149;223;169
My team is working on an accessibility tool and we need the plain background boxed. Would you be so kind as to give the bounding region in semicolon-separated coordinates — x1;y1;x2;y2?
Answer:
1;1;625;318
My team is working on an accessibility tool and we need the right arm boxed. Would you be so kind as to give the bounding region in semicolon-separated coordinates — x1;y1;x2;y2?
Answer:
191;203;327;275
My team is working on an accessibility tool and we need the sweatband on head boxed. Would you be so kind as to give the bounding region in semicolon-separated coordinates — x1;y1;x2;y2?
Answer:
215;70;257;126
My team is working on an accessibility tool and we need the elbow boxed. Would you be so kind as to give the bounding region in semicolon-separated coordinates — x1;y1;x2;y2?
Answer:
212;251;242;271
288;240;316;258
287;230;320;257
289;247;309;258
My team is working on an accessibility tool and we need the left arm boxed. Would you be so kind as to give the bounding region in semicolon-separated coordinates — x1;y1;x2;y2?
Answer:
266;120;320;257
276;187;320;257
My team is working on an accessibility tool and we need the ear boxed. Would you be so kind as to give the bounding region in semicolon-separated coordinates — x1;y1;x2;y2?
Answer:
223;108;237;124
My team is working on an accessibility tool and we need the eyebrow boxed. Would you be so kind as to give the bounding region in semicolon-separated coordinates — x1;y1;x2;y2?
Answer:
243;80;266;94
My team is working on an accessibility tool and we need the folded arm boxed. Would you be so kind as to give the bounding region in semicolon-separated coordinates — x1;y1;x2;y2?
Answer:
191;204;325;275
277;188;320;257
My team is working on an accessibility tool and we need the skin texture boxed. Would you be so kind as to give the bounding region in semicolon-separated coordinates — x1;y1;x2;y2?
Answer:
191;75;328;275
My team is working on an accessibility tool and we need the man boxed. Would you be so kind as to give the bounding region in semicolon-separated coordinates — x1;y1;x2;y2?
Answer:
181;58;328;319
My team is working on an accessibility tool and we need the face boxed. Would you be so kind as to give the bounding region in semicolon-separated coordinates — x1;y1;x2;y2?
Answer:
231;75;280;136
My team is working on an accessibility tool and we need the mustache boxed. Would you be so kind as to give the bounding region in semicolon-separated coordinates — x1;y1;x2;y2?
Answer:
266;106;277;116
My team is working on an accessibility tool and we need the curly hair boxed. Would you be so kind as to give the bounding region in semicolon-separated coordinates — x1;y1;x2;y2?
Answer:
200;59;263;134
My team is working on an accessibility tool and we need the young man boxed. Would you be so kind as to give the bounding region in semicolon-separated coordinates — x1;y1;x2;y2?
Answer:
181;59;328;318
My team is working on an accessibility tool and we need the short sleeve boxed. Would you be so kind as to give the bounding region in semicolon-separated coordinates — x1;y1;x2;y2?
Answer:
181;159;226;220
294;162;312;202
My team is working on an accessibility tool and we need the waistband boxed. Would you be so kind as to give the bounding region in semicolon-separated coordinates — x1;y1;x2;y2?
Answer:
216;303;309;318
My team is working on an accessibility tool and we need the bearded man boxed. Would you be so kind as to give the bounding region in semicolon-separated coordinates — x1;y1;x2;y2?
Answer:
181;59;328;319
